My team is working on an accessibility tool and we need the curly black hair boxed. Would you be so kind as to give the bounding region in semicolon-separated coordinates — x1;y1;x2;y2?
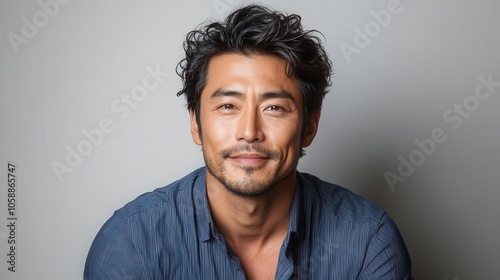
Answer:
176;4;333;150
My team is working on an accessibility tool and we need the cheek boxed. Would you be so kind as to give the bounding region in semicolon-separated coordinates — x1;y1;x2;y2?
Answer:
201;118;234;146
264;119;303;148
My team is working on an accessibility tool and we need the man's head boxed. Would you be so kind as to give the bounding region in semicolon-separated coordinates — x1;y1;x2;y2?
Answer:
177;4;332;152
176;4;332;197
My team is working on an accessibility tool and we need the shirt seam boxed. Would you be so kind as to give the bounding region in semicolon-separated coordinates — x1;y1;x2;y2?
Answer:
356;211;388;279
126;214;149;279
121;184;190;218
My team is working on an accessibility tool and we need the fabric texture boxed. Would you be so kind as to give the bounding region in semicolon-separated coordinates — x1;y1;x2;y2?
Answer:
84;167;411;279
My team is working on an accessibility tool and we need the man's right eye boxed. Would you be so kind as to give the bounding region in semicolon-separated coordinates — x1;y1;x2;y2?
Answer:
219;104;236;110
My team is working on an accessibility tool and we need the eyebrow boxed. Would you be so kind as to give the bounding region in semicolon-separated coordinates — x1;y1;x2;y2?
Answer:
210;88;296;102
210;89;244;99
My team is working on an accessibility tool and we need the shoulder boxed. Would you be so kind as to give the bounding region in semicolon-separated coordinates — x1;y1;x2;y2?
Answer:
114;167;205;218
84;167;206;278
89;167;205;247
298;171;386;226
297;172;412;277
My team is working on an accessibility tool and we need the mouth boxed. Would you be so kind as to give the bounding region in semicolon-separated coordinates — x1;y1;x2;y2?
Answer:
228;153;271;165
221;145;278;167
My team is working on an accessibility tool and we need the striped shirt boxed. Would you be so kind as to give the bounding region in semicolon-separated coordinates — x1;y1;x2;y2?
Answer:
84;167;411;279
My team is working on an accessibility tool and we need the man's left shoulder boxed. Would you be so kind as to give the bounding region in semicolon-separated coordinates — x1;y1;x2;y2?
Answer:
298;171;386;226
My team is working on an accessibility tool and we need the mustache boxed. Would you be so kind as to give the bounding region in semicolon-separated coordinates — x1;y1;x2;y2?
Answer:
220;144;279;160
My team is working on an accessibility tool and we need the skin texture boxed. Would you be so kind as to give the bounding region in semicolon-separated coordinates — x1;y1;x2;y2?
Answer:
189;53;320;279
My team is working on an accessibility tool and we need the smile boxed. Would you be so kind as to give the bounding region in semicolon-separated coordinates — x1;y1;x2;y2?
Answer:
228;153;271;165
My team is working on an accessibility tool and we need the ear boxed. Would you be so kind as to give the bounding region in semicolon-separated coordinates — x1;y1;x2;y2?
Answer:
189;109;202;145
302;110;321;148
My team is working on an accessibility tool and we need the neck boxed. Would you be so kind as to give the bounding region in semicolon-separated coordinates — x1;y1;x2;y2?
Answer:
206;171;296;247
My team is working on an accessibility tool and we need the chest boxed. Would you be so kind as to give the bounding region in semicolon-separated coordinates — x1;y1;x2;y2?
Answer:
148;236;362;280
237;246;281;280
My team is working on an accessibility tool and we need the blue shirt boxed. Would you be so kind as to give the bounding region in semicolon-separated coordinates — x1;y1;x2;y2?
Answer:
84;167;411;279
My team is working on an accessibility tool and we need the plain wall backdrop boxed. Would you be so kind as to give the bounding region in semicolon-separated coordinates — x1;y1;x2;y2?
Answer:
1;0;499;279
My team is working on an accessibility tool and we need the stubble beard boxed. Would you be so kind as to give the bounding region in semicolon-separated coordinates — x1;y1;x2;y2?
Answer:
203;144;298;197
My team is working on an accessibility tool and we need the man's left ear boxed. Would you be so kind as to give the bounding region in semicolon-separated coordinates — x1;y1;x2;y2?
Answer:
302;110;321;148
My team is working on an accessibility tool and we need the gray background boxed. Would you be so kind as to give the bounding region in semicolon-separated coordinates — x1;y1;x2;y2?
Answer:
1;0;499;279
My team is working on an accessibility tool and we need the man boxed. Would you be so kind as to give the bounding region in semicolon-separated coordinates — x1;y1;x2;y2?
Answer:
85;4;411;279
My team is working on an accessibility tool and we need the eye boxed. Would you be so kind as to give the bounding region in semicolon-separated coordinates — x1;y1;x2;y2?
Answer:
218;104;237;111
265;105;286;112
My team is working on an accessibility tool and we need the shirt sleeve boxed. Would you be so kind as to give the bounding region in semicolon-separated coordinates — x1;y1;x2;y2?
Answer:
357;213;412;280
84;213;146;280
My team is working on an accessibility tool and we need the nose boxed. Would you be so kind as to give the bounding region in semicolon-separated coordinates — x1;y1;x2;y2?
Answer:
235;108;264;143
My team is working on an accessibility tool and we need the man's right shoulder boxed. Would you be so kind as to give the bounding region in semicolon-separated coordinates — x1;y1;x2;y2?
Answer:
84;168;207;279
114;167;206;218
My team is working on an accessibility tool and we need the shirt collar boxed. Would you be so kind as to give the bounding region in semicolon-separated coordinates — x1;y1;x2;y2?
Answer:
193;167;213;242
193;167;306;242
288;175;305;240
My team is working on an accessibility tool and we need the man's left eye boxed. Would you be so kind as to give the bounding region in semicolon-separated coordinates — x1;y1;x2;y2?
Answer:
266;105;284;111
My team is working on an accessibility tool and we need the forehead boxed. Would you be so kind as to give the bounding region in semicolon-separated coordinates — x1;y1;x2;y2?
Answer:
202;53;301;101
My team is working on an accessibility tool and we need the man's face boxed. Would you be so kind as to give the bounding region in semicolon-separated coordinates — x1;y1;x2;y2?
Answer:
190;54;319;197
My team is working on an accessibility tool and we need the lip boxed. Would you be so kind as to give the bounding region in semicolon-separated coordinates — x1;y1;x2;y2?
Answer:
229;153;270;164
231;153;269;159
